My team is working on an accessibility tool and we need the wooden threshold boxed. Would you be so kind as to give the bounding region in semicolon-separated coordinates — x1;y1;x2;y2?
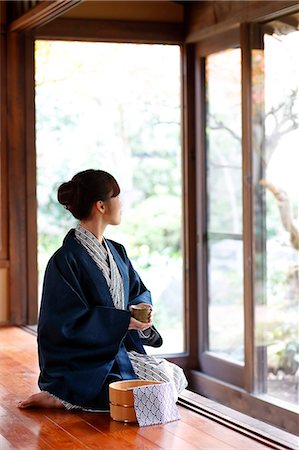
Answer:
0;326;276;449
178;390;297;450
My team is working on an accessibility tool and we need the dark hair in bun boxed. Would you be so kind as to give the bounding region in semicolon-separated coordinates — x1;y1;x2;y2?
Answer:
57;169;120;220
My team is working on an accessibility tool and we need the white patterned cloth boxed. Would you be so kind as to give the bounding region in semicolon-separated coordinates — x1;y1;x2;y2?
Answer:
128;351;187;399
133;382;180;426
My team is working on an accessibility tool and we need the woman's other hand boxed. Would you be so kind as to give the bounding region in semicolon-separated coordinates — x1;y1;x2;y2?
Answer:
128;317;153;331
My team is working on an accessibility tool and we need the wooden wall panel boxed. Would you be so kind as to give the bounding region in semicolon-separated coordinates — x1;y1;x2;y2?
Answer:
0;1;6;26
7;31;28;324
0;268;9;322
0;1;9;323
6;31;37;324
0;119;8;260
0;2;8;261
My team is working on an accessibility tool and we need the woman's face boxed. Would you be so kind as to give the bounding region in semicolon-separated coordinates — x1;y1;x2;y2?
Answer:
105;195;121;225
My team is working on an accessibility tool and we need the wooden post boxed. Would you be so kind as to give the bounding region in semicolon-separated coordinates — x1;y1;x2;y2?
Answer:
241;22;255;393
182;43;198;369
7;31;28;324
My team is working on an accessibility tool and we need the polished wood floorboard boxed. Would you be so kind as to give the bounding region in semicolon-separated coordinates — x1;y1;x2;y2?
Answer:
0;327;272;449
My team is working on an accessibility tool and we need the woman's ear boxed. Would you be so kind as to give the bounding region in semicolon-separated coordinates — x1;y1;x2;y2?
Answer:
95;200;105;214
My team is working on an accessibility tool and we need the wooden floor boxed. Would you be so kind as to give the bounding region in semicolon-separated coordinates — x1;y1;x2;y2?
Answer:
0;327;273;450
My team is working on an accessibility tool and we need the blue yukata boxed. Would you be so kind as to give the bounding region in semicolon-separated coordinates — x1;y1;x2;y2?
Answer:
38;227;187;411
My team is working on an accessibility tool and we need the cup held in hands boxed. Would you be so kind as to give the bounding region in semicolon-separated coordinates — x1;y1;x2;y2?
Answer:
131;304;151;323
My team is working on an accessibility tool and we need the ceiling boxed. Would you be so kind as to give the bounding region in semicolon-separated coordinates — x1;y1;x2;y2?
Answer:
61;1;184;23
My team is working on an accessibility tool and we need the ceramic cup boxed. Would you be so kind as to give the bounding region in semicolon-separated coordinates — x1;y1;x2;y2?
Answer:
131;304;151;323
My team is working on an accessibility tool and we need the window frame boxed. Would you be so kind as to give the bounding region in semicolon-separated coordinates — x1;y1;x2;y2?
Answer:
196;30;245;388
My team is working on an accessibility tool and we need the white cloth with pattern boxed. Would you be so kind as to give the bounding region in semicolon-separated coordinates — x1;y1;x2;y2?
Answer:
133;382;180;426
128;351;187;399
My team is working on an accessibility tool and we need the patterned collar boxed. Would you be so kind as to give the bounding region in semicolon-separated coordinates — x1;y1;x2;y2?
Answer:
75;224;125;310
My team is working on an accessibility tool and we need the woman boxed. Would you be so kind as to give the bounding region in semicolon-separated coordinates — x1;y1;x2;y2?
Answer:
18;169;187;411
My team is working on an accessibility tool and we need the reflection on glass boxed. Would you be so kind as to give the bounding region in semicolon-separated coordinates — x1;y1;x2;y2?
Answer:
35;41;183;354
252;19;299;406
206;49;244;362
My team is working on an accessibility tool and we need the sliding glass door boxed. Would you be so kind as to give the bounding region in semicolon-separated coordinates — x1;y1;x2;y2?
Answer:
252;19;299;407
196;16;298;428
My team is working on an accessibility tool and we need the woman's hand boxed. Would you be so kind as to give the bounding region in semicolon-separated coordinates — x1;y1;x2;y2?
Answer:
128;303;153;330
128;317;153;331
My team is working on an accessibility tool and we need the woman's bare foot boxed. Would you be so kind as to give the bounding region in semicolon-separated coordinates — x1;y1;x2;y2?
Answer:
17;391;64;409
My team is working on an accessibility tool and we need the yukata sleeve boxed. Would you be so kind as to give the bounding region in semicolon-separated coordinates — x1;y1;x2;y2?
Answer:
38;252;131;374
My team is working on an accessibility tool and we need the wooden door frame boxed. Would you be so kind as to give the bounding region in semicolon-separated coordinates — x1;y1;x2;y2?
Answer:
7;5;197;371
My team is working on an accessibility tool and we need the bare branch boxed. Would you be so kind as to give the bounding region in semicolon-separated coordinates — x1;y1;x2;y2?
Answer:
208;114;241;142
260;179;299;251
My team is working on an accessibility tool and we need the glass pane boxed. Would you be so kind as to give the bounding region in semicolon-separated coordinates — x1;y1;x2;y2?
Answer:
208;166;243;234
35;41;184;354
206;49;244;363
208;238;244;362
206;49;243;235
252;19;299;407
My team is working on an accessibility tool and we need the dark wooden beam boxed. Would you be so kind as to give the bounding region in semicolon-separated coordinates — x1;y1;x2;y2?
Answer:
34;17;184;44
8;0;82;32
186;1;299;42
195;27;239;57
275;14;299;28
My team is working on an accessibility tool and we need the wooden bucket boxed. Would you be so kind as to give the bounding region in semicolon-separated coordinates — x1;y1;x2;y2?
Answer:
109;380;161;423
